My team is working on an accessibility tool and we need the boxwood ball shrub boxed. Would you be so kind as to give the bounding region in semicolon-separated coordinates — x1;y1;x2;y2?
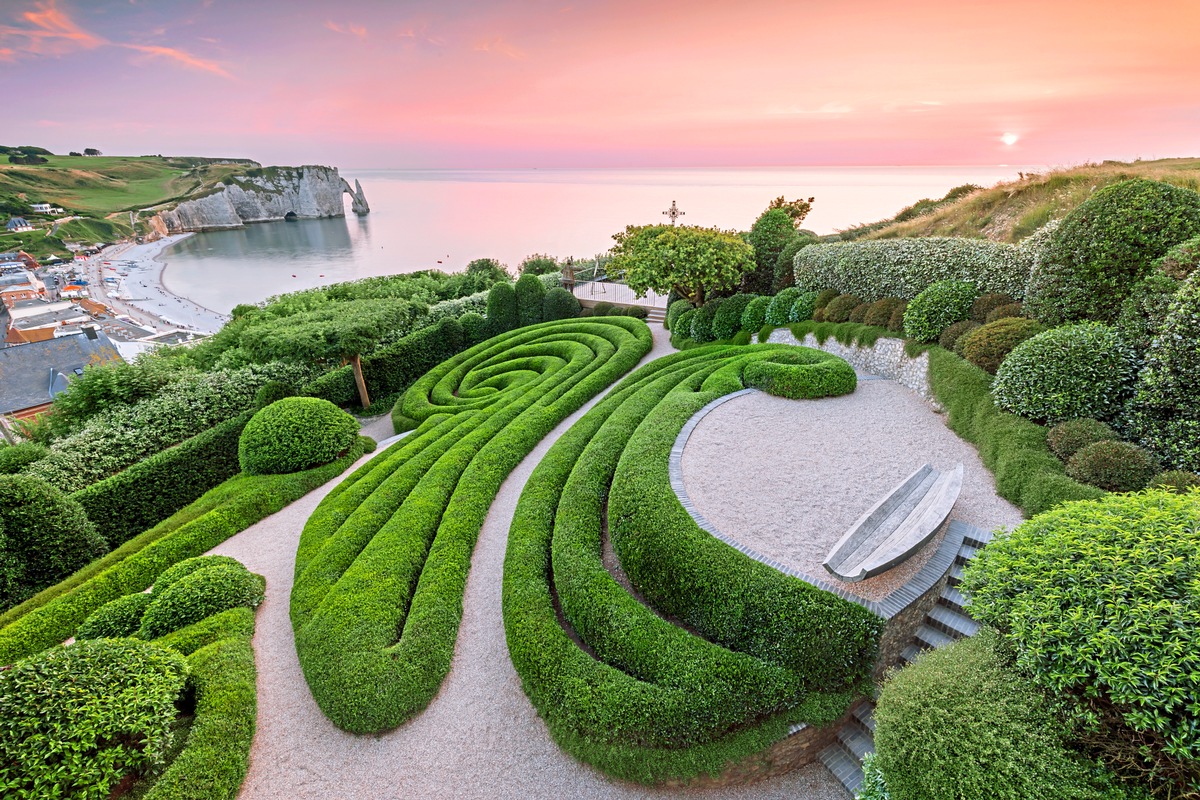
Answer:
971;292;1015;323
0;475;106;609
992;323;1138;424
665;298;692;331
75;591;152;640
902;280;977;343
938;320;978;352
1045;418;1118;461
959;317;1045;375
741;295;771;332
765;287;801;325
238;397;358;476
0;638;187;800
689;297;723;343
673;309;697;341
542;287;581;322
985;301;1024;324
788;291;819;323
863;297;903;328
874;630;1127;800
963;490;1200;794
712;293;756;340
814;288;839;309
848;302;871;323
252;380;293;409
138;562;264;639
887;300;908;332
1024;179;1200;325
1152;470;1200;493
0;442;47;474
1067;440;1161;492
823;293;862;323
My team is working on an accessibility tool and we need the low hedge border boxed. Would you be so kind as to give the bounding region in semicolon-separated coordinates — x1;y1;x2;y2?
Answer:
70;410;254;549
503;344;879;784
0;437;373;666
291;317;652;734
741;349;858;399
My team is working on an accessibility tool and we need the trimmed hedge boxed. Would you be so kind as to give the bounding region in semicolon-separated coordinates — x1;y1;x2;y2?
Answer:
985;302;1024;323
0;438;372;666
992;323;1138;424
1066;440;1161;492
823;294;862;323
741;295;771;333
515;272;547;328
788;291;819;323
458;311;487;343
0;442;47;474
794;236;1036;301
902;280;976;343
959;316;1045;374
964;490;1200;793
712;293;756;340
151;555;245;600
1045;418;1117;461
1152;470;1200;493
483;281;519;337
970;292;1015;323
291;317;652;734
864;298;904;328
238;397;358;475
138;563;265;639
75;591;151;640
937;320;979;353
71;410;253;549
665;298;692;331
689;298;723;343
765;287;802;325
742;349;858;399
504;344;881;783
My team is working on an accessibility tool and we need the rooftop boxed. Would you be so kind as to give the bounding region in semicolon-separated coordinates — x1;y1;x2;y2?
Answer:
0;331;122;414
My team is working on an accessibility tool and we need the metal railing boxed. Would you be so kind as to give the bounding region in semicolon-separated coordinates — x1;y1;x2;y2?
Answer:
569;280;668;309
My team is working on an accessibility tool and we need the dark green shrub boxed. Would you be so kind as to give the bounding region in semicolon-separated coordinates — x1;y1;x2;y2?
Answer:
252;380;293;409
75;591;151;639
72;410;252;549
151;554;246;600
971;292;1016;322
690;298;723;343
712;294;756;340
0;475;106;610
1117;271;1181;353
960;317;1045;374
875;630;1127;800
673;309;697;341
741;295;771;332
814;288;839;309
742;350;857;399
514;273;546;328
1128;271;1200;470
542;287;580;322
864;297;904;328
788;291;819;323
772;232;817;292
0;638;187;799
665;298;692;331
848;302;870;323
903;280;977;342
483;281;518;337
765;287;801;325
458;311;487;343
964;490;1200;793
1045;418;1117;461
622;305;649;320
1151;470;1200;493
138;563;264;639
985;301;1025;323
952;326;980;356
992;324;1137;423
1024;179;1200;325
1067;440;1161;492
0;442;47;474
823;294;862;323
238;397;358;476
746;208;794;294
592;301;615;317
1158;234;1200;281
938;320;978;351
887;300;908;332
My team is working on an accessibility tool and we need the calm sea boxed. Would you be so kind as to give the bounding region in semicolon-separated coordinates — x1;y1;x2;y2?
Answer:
162;166;1031;313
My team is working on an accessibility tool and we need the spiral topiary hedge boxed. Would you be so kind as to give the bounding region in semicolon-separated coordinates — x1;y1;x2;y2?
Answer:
503;344;881;783
238;397;359;476
138;562;265;639
292;317;652;734
742;348;858;399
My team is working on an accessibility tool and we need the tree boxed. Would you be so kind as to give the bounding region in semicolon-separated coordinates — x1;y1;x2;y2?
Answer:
68;151;82;157
83;148;102;156
745;208;795;294
519;253;559;275
608;224;753;306
768;195;814;227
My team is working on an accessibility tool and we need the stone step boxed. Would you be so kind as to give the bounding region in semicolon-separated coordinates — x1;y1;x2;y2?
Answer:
838;724;874;763
939;584;968;613
645;308;666;322
955;542;980;565
901;642;923;664
948;563;965;586
852;702;876;735
818;742;864;795
915;622;955;651
927;603;980;640
961;526;994;549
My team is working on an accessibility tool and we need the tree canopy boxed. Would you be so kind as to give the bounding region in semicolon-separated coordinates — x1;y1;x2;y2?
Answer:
768;195;814;227
608;224;753;306
746;208;796;294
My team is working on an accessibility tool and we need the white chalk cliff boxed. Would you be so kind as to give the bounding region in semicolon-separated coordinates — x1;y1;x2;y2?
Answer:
150;165;369;235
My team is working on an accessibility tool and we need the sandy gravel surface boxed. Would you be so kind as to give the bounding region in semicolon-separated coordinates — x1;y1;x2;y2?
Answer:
210;325;849;800
680;379;1024;599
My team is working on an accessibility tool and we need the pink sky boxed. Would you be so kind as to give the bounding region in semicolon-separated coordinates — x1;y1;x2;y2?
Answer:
2;0;1198;168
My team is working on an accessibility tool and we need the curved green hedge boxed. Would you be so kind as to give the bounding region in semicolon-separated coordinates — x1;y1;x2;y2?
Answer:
742;348;858;399
503;343;882;784
291;317;652;734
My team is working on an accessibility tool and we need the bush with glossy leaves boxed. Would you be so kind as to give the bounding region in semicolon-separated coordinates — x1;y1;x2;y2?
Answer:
238;397;358;476
903;280;977;343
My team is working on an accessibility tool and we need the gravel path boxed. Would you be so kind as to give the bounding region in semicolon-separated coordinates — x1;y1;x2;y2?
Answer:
210;326;849;800
680;377;1024;601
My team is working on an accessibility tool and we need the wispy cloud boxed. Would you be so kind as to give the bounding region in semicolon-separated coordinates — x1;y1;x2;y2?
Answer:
474;36;525;60
325;20;367;39
0;0;232;78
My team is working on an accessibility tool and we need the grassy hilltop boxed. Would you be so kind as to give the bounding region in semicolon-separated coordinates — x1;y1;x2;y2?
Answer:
840;157;1200;243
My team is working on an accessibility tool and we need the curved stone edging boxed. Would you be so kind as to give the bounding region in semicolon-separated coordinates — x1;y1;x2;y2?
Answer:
669;387;963;621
